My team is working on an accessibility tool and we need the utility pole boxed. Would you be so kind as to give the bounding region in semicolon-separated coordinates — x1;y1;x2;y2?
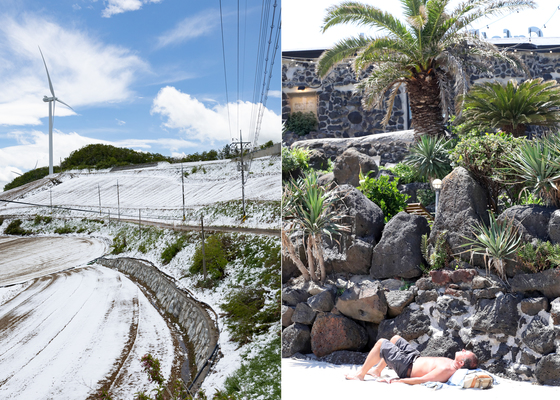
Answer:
181;164;185;221
231;130;251;221
201;215;207;280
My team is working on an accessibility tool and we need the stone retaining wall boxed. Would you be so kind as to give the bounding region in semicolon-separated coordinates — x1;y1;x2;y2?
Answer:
97;257;219;379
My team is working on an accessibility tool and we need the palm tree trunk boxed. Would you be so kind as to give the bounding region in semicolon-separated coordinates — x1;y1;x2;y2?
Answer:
501;123;526;138
281;230;311;281
312;235;327;285
306;235;318;282
407;70;445;139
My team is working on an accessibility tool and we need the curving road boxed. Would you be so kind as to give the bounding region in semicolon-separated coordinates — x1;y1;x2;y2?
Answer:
0;236;179;399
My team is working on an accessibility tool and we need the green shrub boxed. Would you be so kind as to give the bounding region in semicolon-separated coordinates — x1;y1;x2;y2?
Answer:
405;135;452;182
516;240;560;272
138;243;147;254
417;188;435;206
161;235;188;265
54;225;75;234
220;288;275;346
385;162;425;184
284;111;318;136
33;215;53;225
4;219;30;235
189;235;228;280
281;146;309;174
450;132;524;211
357;172;409;223
0;217;4;226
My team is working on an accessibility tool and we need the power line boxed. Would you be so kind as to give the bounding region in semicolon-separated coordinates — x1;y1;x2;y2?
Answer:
218;0;233;141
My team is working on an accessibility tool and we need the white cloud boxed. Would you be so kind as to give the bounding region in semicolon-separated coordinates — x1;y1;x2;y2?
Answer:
0;14;147;126
116;119;126;126
156;9;218;48
150;86;281;145
0;129;198;190
101;0;162;18
268;90;282;98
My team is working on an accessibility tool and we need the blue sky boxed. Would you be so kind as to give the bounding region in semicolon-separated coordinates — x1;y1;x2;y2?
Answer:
0;0;281;189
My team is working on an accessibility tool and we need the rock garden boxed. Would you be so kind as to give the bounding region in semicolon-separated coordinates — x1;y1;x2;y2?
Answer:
281;128;560;386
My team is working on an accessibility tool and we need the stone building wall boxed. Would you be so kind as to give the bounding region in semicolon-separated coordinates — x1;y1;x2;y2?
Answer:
282;51;560;145
97;257;219;384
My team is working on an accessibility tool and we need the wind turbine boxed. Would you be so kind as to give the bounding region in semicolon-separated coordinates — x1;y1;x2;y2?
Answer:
39;46;74;175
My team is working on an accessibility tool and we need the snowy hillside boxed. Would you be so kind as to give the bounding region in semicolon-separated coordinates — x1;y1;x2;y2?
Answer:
0;156;281;229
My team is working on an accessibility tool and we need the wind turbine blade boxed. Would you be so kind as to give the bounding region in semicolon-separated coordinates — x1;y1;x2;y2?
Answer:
55;98;74;111
38;46;55;98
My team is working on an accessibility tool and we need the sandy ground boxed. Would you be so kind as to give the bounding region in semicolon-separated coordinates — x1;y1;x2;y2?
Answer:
282;358;560;399
0;237;178;399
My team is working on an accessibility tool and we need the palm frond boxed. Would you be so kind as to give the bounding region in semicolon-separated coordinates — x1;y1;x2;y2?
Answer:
316;36;371;77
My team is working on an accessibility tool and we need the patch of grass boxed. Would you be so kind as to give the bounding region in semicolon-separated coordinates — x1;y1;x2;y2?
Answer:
223;336;280;400
34;215;53;225
161;235;188;265
138;243;147;254
111;232;128;254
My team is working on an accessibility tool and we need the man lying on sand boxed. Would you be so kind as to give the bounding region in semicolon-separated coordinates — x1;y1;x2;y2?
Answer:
346;335;478;385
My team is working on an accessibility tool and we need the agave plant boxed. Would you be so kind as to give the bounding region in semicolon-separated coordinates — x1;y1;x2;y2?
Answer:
282;170;349;284
461;213;521;281
404;135;452;182
504;135;560;207
459;78;560;137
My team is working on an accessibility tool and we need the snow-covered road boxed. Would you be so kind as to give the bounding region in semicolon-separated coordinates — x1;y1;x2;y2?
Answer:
0;237;179;399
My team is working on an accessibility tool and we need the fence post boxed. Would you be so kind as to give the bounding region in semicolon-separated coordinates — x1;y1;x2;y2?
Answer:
139;209;142;239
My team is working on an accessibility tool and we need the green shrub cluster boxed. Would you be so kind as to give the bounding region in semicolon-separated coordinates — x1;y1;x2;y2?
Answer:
284;111;318;136
161;235;189;265
33;215;53;225
54;225;75;234
384;162;426;184
281;146;309;174
4;219;31;235
189;235;228;279
516;241;560;272
357;172;409;223
450;132;524;210
111;233;128;255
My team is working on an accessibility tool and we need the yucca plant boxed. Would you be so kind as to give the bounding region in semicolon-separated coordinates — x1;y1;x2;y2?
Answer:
461;213;521;281
282;171;349;284
504;136;560;207
459;78;560;137
404;135;452;183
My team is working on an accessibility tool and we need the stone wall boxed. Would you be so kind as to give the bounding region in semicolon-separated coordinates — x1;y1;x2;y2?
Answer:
282;52;560;144
97;257;219;382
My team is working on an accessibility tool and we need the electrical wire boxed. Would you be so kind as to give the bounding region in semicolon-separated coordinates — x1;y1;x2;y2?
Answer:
218;0;233;142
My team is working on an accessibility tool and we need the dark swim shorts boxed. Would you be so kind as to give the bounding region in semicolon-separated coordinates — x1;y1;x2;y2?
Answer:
380;337;420;378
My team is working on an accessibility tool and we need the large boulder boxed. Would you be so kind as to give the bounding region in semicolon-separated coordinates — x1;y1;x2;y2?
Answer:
332;148;378;187
281;305;294;327
418;333;465;359
291;302;317;325
310;312;368;357
385;290;415;317
377;308;431;341
521;315;558;355
429;167;489;266
323;235;375;276
370;212;430;279
307;290;335;313
282;323;311;358
470;294;522;336
333;185;384;240
520;297;549;316
549;209;560;244
510;269;560;298
335;279;387;323
307;149;329;171
551;297;560;325
318;350;367;366
498;205;556;243
535;354;560;386
282;286;310;306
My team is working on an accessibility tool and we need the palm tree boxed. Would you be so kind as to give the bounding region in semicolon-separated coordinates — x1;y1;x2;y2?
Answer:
458;78;560;137
317;0;535;138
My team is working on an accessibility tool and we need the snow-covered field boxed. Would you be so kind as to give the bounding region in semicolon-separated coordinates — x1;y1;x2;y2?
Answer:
0;155;281;399
0;238;178;399
0;157;281;230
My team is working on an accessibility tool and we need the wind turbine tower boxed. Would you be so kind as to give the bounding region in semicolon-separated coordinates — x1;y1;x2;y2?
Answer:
39;47;74;175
